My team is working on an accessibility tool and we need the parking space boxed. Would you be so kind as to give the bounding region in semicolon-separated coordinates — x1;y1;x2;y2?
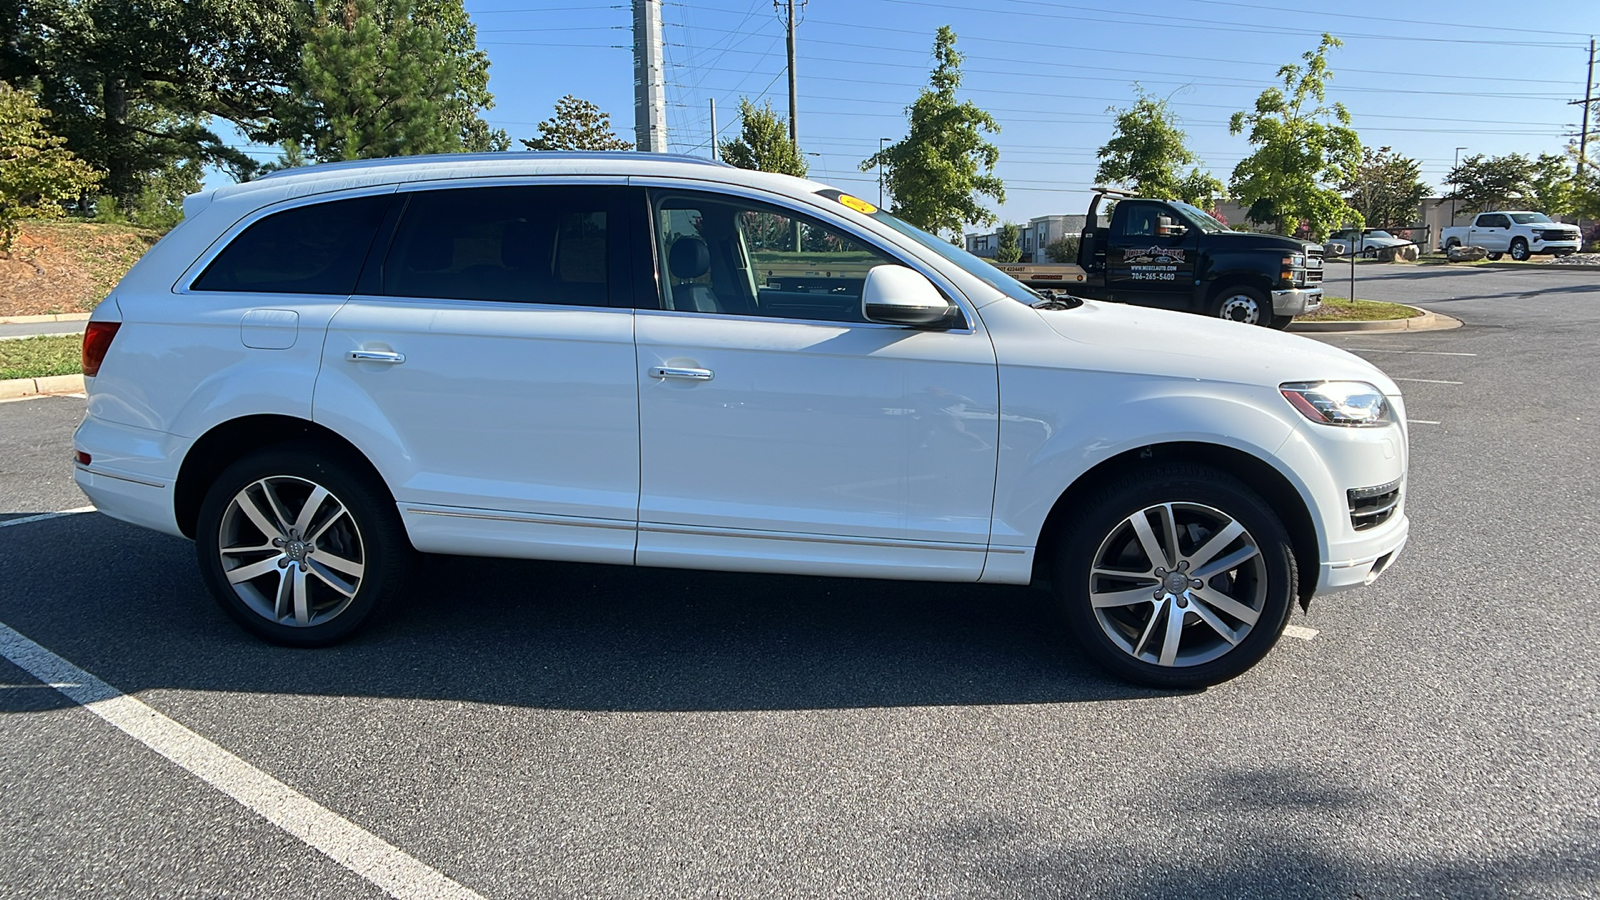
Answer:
3;267;1597;898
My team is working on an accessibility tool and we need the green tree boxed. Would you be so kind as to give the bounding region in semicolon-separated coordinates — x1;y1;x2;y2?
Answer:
413;0;507;152
1095;86;1221;207
1228;34;1362;239
1442;153;1540;217
994;222;1021;262
1340;146;1428;230
1529;152;1579;216
271;0;464;162
2;0;305;205
0;81;101;251
521;95;632;151
861;26;1003;239
720;98;806;176
1045;234;1079;264
1177;168;1226;209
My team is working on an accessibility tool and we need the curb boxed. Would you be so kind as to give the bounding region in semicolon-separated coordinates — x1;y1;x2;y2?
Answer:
0;373;85;401
0;313;92;325
1289;308;1461;334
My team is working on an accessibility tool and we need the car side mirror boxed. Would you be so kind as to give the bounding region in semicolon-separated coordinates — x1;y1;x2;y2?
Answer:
861;265;961;328
1156;221;1187;238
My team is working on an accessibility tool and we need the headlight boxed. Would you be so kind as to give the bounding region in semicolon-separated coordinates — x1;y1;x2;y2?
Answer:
1280;381;1392;427
1283;253;1305;268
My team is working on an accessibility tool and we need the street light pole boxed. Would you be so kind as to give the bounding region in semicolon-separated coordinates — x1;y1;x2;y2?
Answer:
877;136;890;208
1451;147;1467;225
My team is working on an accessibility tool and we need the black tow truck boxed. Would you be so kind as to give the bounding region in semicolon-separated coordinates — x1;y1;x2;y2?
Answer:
994;187;1325;328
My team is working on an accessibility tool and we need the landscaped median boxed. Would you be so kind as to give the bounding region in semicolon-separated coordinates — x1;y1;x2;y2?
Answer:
0;334;85;399
1290;296;1456;333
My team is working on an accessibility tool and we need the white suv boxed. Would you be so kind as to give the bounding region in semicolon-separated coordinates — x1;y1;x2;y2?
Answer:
73;153;1409;688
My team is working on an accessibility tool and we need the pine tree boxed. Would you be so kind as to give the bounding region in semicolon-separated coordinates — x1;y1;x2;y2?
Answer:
860;26;1003;239
719;98;806;176
274;0;465;162
994;223;1022;262
521;96;633;151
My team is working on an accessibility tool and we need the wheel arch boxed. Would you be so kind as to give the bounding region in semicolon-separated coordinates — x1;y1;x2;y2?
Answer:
174;414;392;539
1032;441;1319;608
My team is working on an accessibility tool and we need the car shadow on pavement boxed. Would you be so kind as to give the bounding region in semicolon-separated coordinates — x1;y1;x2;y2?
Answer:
0;513;1165;713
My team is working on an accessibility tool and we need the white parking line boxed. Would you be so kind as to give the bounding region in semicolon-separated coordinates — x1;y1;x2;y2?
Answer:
1392;378;1464;385
1409;420;1443;425
1283;625;1319;641
1344;349;1477;356
0;507;96;529
0;621;485;900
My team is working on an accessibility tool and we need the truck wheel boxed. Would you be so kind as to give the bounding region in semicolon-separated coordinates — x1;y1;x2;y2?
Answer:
1486;252;1503;261
1053;463;1297;688
1510;238;1530;261
1445;239;1461;252
1212;287;1271;326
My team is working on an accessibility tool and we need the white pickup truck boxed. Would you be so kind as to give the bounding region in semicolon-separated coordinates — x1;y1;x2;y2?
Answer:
1439;211;1581;261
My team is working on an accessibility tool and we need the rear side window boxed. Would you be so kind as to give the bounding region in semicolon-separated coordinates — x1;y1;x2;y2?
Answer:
192;195;389;294
379;186;611;306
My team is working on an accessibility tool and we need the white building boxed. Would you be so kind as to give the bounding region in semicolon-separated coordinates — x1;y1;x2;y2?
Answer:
966;214;1086;263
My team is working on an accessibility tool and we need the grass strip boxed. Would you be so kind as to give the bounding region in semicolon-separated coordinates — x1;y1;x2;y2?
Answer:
1301;296;1420;322
0;334;82;380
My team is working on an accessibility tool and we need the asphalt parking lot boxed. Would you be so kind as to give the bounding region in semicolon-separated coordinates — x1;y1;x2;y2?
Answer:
2;264;1597;898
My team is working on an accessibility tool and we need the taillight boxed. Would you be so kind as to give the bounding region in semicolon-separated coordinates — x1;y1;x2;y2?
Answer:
82;322;121;377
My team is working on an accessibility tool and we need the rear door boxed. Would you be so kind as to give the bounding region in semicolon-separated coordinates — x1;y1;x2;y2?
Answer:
314;182;642;565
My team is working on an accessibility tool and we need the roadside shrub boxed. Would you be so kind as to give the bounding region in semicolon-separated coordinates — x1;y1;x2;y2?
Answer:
1045;235;1079;263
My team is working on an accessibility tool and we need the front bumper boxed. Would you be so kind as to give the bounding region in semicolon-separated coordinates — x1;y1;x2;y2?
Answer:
1531;239;1581;254
1272;287;1322;317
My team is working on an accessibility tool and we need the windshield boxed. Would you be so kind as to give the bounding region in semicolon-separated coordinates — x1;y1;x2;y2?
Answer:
866;209;1045;306
1509;213;1553;224
1365;230;1395;239
1168;201;1227;234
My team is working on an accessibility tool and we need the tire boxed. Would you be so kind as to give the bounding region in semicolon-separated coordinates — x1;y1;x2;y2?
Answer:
195;444;410;646
1361;247;1378;259
1053;464;1297;689
1510;238;1530;261
1554;249;1574;258
1211;285;1272;326
1445;239;1461;252
1486;252;1503;261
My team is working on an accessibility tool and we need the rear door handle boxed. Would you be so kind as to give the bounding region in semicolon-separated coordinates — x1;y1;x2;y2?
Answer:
649;366;713;381
348;349;406;364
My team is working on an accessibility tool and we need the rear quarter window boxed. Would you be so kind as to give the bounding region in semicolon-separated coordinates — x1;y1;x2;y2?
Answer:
191;194;390;294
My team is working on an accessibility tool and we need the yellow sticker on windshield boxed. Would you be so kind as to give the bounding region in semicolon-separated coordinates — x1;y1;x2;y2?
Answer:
837;194;877;214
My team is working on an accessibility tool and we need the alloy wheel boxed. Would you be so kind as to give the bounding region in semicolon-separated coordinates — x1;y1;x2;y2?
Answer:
1087;501;1267;668
216;475;365;627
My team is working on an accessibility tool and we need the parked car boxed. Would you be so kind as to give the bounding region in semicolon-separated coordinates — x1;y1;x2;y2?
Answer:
1440;211;1581;260
73;153;1410;688
1325;228;1409;258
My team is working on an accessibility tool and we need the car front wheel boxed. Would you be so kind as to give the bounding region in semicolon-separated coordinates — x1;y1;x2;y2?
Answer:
1054;464;1297;688
195;446;409;646
1212;286;1272;326
1510;238;1530;261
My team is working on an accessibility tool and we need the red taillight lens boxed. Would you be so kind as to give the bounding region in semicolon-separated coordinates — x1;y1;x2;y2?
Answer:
82;322;121;377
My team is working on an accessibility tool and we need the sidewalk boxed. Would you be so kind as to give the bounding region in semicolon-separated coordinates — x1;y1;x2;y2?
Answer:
0;313;90;341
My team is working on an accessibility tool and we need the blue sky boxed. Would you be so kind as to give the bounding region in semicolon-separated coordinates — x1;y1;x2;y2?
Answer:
236;1;1600;227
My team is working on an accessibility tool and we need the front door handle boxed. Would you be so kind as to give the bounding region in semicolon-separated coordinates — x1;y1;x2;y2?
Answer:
348;349;406;364
649;366;713;381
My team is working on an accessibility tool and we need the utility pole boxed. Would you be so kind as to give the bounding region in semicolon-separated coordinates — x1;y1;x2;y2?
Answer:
709;98;718;161
1451;146;1467;225
1570;38;1596;177
774;0;805;144
877;136;890;207
632;0;668;153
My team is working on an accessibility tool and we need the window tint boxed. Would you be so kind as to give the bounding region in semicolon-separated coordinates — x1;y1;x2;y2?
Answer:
381;186;610;306
1479;214;1509;228
1113;203;1161;238
192;195;388;294
653;193;898;323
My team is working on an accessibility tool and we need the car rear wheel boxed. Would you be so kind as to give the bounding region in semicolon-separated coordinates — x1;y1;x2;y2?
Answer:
1510;238;1530;261
195;445;409;646
1054;464;1297;689
1486;252;1503;261
1212;286;1272;326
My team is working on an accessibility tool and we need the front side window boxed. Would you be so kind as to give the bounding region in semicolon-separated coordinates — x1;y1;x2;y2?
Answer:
652;192;899;323
381;186;610;306
192;194;389;294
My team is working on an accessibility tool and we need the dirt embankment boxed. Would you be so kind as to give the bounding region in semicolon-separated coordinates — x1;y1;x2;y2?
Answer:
0;221;162;317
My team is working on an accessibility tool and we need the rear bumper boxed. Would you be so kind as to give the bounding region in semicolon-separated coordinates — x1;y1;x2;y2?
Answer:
72;413;185;538
1272;287;1322;317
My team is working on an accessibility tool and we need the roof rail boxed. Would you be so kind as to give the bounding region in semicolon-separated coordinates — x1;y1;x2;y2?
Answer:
255;150;731;181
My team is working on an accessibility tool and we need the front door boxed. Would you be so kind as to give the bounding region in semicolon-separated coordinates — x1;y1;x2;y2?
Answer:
632;189;1000;581
1469;213;1511;252
315;183;641;565
1105;201;1198;309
